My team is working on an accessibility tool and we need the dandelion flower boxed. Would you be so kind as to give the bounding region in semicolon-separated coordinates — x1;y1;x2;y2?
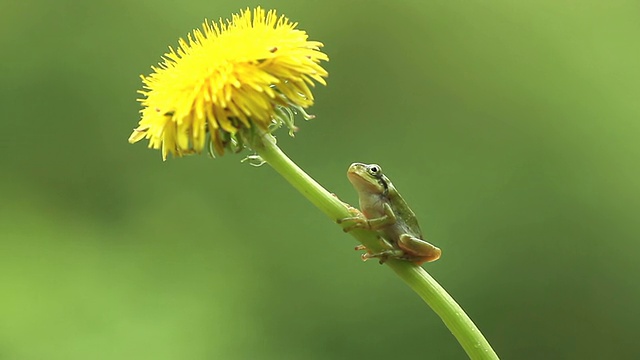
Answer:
128;7;329;160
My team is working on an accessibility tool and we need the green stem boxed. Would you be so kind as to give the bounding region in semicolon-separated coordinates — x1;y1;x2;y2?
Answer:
248;131;499;360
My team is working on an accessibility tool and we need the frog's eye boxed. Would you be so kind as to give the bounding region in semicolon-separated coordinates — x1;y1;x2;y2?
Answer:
368;165;381;175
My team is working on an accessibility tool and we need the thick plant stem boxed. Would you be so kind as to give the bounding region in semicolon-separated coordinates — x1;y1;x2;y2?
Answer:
248;131;499;360
386;262;499;360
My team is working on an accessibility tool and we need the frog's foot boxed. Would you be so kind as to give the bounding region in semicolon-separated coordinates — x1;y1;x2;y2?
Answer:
337;209;370;232
397;234;442;265
361;249;405;264
343;203;361;216
355;239;398;264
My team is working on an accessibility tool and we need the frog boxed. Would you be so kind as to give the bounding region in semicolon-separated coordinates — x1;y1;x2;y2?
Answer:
338;163;441;265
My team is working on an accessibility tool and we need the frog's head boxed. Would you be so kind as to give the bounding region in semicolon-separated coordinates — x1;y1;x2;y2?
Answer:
347;163;388;195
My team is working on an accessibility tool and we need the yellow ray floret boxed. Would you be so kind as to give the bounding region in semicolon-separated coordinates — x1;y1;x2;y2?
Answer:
128;7;328;160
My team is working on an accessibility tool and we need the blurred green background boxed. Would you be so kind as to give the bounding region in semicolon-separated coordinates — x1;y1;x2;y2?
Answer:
1;0;639;359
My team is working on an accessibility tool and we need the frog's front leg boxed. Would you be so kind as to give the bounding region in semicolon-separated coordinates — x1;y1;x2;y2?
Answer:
336;206;368;231
337;202;397;233
397;234;442;264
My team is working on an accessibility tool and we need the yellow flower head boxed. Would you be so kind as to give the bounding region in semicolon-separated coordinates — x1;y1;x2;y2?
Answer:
128;7;329;160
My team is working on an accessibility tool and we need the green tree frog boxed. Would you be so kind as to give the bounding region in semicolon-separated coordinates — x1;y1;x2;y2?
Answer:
339;163;441;265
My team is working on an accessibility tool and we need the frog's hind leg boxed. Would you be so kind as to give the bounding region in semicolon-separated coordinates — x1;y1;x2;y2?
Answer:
355;238;403;264
361;248;405;264
397;234;442;264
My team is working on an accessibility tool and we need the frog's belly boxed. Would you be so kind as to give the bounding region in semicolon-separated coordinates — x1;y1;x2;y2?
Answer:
359;194;386;220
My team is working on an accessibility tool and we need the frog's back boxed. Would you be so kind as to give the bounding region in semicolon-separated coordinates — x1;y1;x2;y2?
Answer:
386;183;423;238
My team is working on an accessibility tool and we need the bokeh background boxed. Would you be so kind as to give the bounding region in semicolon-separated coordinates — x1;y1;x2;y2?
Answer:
2;0;639;359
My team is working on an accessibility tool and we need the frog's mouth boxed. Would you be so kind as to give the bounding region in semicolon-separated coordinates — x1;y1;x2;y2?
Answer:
348;172;385;194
